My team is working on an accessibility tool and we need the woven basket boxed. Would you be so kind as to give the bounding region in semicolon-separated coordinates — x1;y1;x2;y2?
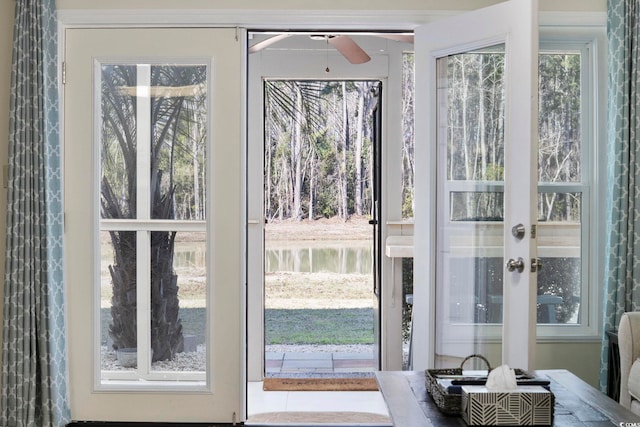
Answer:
425;354;492;415
425;355;540;416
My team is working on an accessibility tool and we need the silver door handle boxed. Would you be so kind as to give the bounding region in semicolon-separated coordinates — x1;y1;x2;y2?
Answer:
506;257;525;273
512;224;525;240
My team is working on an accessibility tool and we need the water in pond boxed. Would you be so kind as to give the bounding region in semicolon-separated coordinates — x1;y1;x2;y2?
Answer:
264;242;373;274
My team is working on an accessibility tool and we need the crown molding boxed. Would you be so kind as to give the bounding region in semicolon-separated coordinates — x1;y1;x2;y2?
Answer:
57;8;606;29
56;9;451;29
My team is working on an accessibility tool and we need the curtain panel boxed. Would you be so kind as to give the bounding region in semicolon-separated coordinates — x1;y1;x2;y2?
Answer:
2;0;70;425
600;0;640;392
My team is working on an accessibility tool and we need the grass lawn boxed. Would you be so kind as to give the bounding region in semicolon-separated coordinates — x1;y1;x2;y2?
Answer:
101;252;376;347
265;308;374;345
102;307;373;346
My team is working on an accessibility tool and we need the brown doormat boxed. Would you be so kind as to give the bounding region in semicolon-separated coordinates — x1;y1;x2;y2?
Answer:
263;377;379;391
247;411;391;425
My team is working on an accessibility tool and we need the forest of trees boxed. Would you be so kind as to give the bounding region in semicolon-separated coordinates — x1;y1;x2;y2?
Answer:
265;51;581;224
538;53;582;221
443;51;581;222
264;80;381;222
99;54;580;232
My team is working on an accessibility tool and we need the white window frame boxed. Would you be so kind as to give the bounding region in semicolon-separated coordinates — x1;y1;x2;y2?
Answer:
536;28;606;340
96;60;210;387
432;28;606;342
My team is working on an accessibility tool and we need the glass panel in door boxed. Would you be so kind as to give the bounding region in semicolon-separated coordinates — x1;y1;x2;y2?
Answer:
99;63;208;380
435;46;506;369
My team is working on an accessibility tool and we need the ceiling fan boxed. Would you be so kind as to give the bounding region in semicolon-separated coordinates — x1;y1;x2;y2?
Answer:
249;33;413;65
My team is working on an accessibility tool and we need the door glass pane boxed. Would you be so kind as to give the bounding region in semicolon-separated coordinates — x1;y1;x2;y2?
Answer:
537;192;581;325
151;65;207;221
101;230;138;370
101;64;137;217
538;53;581;183
99;62;207;383
435;45;505;369
150;231;206;373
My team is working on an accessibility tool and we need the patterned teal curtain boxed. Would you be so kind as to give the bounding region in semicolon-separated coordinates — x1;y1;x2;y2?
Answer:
600;0;640;392
2;0;70;425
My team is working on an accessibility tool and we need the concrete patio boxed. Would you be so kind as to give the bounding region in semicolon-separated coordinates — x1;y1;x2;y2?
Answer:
265;350;377;376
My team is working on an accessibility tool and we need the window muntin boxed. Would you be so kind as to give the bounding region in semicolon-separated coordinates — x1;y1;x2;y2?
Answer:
99;62;208;385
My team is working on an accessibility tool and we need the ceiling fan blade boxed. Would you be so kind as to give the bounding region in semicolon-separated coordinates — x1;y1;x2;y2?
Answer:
328;36;371;64
377;34;414;44
249;34;291;54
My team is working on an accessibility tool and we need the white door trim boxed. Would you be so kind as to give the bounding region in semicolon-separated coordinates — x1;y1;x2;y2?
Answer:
56;8;605;28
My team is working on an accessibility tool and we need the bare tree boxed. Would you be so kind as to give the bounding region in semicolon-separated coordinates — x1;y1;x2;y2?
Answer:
354;86;365;216
339;82;350;220
292;86;304;220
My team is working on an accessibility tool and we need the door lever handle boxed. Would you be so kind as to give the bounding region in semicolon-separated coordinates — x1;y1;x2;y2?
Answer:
506;257;525;273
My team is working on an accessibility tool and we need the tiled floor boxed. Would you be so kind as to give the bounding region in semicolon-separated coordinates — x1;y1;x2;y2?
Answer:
266;351;376;375
247;381;390;417
249;350;389;422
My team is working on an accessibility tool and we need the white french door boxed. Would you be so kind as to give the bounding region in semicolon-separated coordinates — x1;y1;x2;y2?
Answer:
412;0;539;370
64;28;245;422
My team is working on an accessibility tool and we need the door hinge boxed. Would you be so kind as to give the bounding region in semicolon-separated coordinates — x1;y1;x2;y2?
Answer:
62;62;66;85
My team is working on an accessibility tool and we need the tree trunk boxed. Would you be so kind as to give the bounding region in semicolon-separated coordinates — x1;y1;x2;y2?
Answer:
265;125;273;220
292;88;304;221
308;149;316;220
340;82;349;220
192;124;201;220
355;85;365;216
478;56;487;180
